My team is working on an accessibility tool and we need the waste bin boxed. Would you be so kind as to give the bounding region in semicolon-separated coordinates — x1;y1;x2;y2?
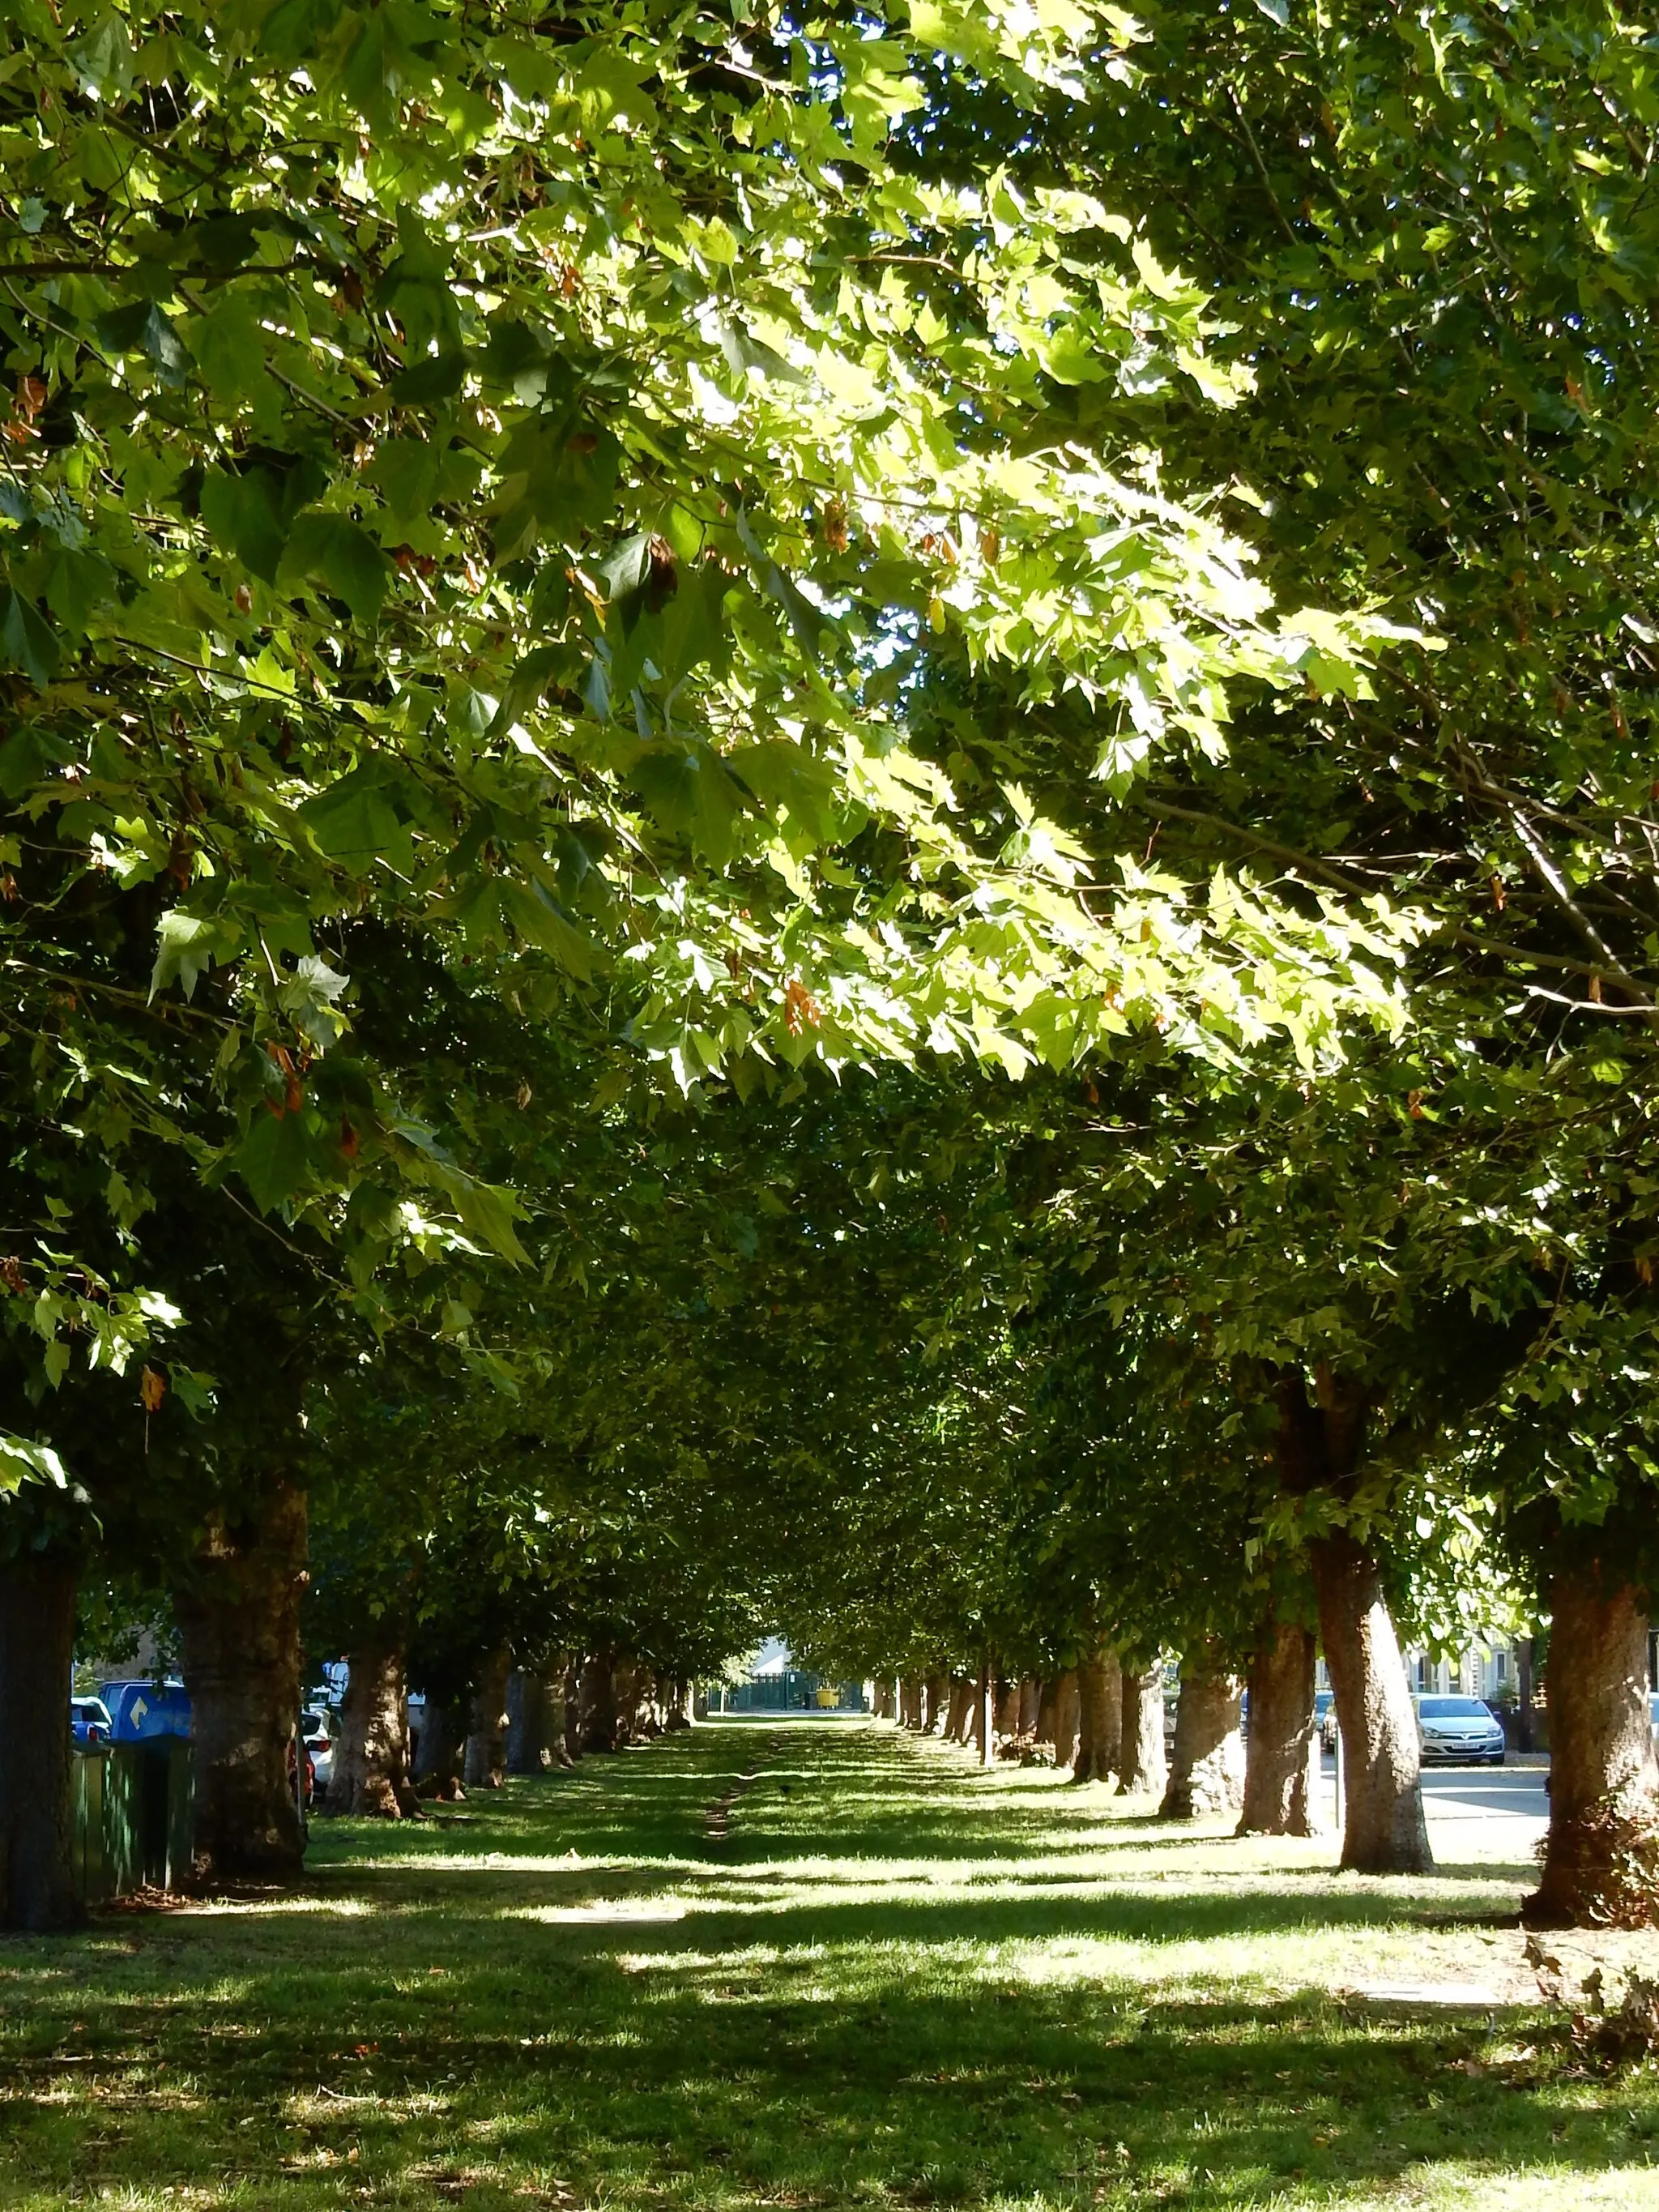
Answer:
71;1739;194;1902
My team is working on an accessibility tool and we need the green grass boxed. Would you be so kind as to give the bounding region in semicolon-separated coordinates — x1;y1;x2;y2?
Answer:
3;1719;1659;2210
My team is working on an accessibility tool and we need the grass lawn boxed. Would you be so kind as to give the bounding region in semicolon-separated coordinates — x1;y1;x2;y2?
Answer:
3;1719;1659;2210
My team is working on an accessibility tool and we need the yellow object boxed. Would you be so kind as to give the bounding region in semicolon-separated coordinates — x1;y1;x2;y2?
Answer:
815;1687;838;1708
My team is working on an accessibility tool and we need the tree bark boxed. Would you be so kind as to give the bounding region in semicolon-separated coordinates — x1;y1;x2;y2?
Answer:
1162;1646;1243;1819
463;1646;511;1787
1073;1646;1122;1783
994;1679;1019;1738
414;1698;466;1799
1120;1664;1166;1797
1311;1531;1431;1873
898;1676;923;1728
326;1638;419;1817
580;1650;621;1752
1017;1676;1042;1736
1052;1669;1081;1770
564;1657;582;1761
1516;1635;1537;1755
1239;1621;1320;1837
0;1552;79;1929
1275;1369;1430;1873
1035;1675;1058;1748
945;1675;974;1744
923;1672;949;1733
1528;1565;1659;1927
175;1478;308;1882
505;1668;550;1774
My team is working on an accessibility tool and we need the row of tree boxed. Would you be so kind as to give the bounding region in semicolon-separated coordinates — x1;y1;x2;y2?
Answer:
6;0;1659;1930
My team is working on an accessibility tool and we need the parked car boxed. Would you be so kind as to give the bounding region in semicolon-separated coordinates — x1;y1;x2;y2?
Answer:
301;1706;336;1801
1315;1689;1337;1751
1415;1694;1505;1766
70;1695;112;1745
100;1679;192;1742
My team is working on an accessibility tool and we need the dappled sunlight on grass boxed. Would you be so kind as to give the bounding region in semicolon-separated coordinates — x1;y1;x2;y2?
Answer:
2;1719;1658;2210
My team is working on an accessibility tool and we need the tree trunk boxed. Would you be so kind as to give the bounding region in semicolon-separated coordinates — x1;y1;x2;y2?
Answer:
463;1646;511;1787
945;1676;974;1743
1073;1646;1123;1783
505;1669;546;1774
1311;1531;1431;1873
543;1667;574;1761
1017;1677;1042;1736
0;1552;79;1929
898;1676;923;1727
1035;1675;1058;1748
326;1639;419;1818
1239;1621;1320;1837
923;1672;949;1733
1528;1565;1659;1927
995;1680;1019;1738
1517;1634;1537;1755
1275;1368;1429;1873
174;1479;308;1882
1053;1670;1081;1770
1120;1664;1166;1797
580;1650;621;1752
413;1699;466;1799
1162;1646;1243;1819
564;1657;582;1761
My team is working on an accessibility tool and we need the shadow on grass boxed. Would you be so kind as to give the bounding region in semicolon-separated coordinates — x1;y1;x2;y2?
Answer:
0;1722;1646;2211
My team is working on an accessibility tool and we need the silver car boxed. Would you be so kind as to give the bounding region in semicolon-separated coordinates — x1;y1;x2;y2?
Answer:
1415;1694;1505;1766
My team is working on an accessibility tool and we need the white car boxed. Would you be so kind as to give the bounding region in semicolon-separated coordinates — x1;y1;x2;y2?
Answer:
301;1706;337;1799
1415;1695;1505;1766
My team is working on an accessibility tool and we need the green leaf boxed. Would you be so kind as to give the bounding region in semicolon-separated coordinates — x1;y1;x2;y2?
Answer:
236;1104;311;1213
281;511;391;625
298;767;414;873
150;910;220;1001
201;467;288;583
502;879;597;978
0;1433;69;1493
96;300;190;386
389;350;467;404
66;11;134;99
0;589;59;686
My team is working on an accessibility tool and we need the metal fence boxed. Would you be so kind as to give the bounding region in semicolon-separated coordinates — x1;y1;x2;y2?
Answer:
719;1672;866;1713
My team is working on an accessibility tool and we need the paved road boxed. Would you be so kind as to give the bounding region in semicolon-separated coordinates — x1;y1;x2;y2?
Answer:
1311;1752;1550;1855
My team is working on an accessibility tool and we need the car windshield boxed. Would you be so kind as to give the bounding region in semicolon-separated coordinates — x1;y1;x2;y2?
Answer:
1419;1697;1492;1719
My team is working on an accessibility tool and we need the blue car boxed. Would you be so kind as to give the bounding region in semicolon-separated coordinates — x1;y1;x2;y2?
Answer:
100;1679;193;1741
70;1695;111;1745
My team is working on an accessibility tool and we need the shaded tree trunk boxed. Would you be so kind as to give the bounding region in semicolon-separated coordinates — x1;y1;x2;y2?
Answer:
923;1672;949;1733
0;1552;79;1929
1162;1644;1243;1819
505;1669;545;1775
564;1657;582;1761
1529;1565;1659;1927
1073;1646;1123;1783
1516;1635;1537;1755
994;1679;1019;1738
1052;1670;1081;1770
326;1639;419;1818
175;1479;308;1882
414;1699;465;1800
1277;1369;1430;1873
945;1675;975;1744
1035;1675;1058;1748
463;1646;511;1787
1312;1532;1431;1873
1120;1664;1166;1798
580;1650;621;1753
898;1676;923;1727
1239;1621;1320;1837
1017;1677;1042;1736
